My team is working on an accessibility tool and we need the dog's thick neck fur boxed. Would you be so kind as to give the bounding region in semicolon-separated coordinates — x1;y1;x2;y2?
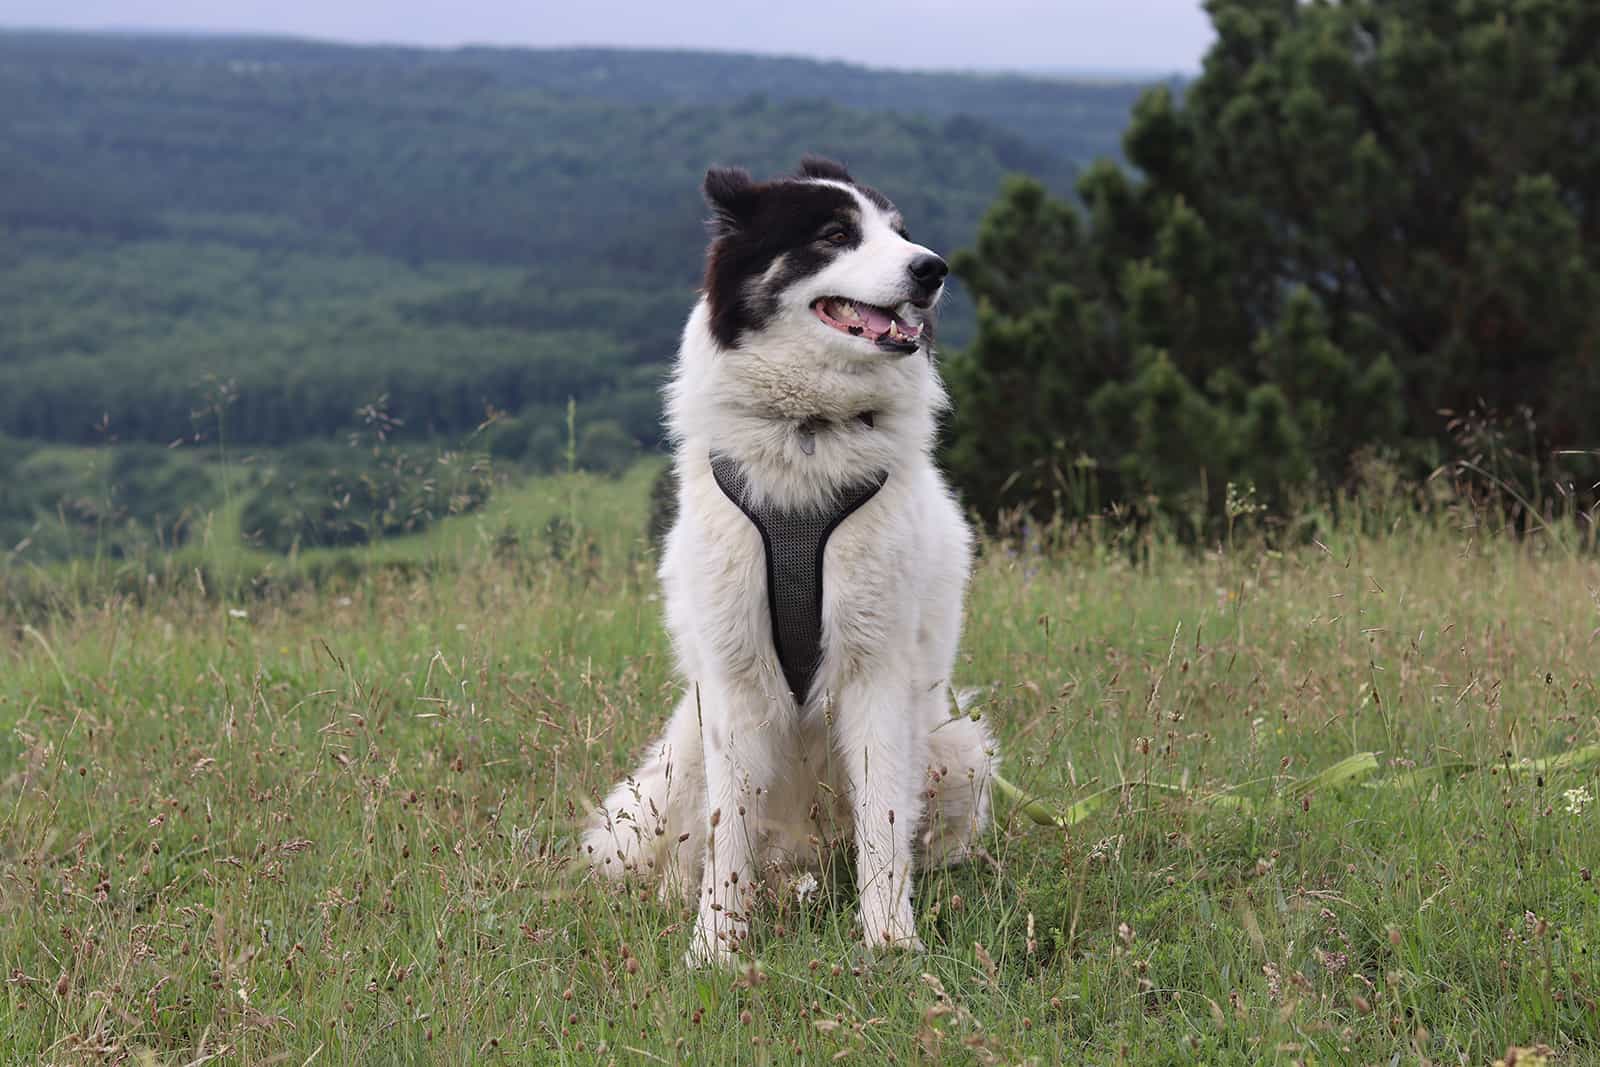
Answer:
664;299;945;512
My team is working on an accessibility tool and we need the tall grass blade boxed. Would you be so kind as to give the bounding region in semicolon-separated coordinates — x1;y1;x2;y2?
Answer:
1290;751;1379;799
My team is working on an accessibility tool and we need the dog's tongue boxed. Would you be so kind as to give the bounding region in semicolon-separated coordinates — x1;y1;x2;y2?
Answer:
856;303;897;336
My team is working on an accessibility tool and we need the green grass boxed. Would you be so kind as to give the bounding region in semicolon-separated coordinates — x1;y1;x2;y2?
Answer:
1;472;1597;1064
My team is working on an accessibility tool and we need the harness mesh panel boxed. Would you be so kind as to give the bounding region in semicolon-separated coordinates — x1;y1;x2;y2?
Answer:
710;453;887;704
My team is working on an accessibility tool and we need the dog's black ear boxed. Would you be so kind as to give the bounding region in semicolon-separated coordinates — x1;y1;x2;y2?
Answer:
703;166;757;237
797;155;852;183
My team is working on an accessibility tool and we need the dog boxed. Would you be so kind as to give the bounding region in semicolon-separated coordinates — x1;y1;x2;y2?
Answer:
582;155;997;967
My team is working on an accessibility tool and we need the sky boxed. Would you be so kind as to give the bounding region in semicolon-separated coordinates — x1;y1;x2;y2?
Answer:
0;1;1215;74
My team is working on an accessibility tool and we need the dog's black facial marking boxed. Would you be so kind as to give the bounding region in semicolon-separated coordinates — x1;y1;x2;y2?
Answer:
795;154;899;217
704;177;863;349
703;166;759;238
795;155;854;183
851;183;895;216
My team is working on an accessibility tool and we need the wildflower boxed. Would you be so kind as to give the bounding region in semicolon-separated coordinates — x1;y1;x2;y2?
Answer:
1088;835;1122;863
228;608;248;620
792;872;818;904
1316;948;1350;977
1563;786;1591;815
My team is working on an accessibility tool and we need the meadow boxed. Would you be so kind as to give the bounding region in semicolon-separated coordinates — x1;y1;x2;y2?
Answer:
1;465;1596;1064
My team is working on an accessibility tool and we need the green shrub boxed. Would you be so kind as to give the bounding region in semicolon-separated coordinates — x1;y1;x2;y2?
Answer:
483;416;536;462
239;446;492;553
525;424;567;473
577;420;636;478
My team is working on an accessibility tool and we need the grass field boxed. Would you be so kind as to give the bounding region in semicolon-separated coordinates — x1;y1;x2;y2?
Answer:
1;469;1597;1064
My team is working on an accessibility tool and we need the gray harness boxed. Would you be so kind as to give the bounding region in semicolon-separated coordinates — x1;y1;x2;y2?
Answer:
710;444;887;705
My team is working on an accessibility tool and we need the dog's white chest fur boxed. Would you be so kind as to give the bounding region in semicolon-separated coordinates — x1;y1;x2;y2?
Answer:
582;161;998;967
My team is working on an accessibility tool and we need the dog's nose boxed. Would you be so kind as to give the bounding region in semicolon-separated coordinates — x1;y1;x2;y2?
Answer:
907;253;948;293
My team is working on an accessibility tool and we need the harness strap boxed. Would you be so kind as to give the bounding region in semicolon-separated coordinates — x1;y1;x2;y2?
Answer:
709;452;887;705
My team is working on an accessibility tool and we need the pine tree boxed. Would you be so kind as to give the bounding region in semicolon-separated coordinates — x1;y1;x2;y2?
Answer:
945;0;1600;529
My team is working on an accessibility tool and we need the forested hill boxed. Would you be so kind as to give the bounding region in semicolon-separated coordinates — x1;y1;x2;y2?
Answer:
0;31;1150;453
3;32;1153;164
359;45;1154;167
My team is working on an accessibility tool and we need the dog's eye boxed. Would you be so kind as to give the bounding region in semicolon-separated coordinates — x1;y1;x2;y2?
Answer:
819;226;850;245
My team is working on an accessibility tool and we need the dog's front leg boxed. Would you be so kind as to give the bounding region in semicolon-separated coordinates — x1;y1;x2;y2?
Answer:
836;671;926;952
686;680;774;968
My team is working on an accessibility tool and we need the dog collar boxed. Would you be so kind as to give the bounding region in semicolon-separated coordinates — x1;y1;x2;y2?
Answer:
709;451;887;704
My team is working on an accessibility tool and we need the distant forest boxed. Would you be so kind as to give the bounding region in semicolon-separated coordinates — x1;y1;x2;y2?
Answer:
0;32;1155;451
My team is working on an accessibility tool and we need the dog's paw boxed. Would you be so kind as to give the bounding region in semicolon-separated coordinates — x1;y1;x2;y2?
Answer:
683;937;738;969
865;930;926;954
860;907;924;954
685;910;745;969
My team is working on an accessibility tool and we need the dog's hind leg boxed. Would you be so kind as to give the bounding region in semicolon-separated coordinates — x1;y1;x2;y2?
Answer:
918;697;999;871
582;692;706;902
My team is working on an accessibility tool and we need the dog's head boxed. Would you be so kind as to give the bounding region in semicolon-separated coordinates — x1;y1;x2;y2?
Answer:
699;156;947;359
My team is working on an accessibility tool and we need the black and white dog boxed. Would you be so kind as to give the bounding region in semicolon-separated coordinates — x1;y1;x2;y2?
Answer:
584;156;997;966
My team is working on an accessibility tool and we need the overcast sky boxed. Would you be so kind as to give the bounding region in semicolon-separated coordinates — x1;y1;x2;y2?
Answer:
1;1;1214;74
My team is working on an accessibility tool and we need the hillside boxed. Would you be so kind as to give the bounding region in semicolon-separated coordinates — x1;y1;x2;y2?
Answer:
0;32;1147;443
0;30;1153;559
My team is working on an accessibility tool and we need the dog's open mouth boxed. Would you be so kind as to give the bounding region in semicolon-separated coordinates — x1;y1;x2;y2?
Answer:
812;297;922;355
